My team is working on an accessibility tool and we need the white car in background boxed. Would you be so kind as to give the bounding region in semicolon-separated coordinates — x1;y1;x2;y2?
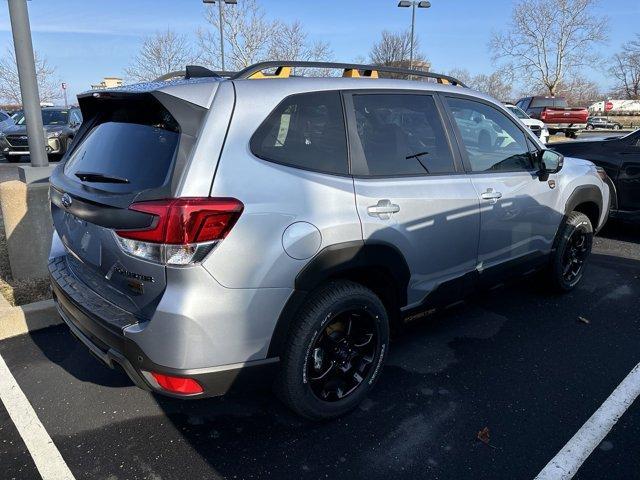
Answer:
505;103;550;144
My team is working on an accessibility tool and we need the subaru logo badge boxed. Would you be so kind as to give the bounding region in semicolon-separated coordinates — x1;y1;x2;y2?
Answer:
61;193;73;208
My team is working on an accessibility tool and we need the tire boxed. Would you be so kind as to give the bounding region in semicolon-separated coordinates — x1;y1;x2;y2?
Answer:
565;131;577;139
548;211;594;292
548;129;557;136
275;280;389;420
613;124;621;130
586;124;594;130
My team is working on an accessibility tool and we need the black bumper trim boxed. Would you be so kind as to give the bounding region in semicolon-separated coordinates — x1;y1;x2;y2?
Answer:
51;270;279;398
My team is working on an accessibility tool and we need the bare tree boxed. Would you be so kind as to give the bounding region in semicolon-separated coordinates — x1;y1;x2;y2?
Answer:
198;0;275;71
198;1;333;76
609;34;640;100
0;43;60;104
448;68;514;101
369;30;428;68
267;21;332;76
125;29;198;83
491;0;608;96
555;78;601;106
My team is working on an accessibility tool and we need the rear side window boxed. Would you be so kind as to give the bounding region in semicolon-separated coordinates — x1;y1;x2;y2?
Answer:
351;94;455;176
64;99;179;193
250;91;348;175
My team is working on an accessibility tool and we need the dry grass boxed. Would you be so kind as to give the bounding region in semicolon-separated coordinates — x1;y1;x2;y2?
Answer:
0;209;51;307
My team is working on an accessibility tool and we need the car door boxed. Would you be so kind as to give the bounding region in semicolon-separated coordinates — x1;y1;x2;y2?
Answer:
616;130;640;211
443;95;563;283
345;91;480;308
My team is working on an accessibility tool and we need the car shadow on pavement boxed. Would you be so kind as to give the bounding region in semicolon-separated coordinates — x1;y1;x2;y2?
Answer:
135;251;640;479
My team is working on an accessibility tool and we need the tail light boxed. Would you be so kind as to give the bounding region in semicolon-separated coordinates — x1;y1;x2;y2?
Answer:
540;110;547;121
149;372;203;395
114;197;243;265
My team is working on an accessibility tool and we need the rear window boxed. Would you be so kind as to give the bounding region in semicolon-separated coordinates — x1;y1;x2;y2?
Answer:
530;97;569;108
250;91;348;175
64;100;179;193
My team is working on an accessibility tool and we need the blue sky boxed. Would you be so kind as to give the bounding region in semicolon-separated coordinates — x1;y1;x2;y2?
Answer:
0;0;637;103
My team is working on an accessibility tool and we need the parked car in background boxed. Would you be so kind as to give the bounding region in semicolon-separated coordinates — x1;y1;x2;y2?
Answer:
515;96;589;138
0;110;14;132
586;116;623;130
0;107;82;162
505;103;550;143
552;129;639;220
48;61;610;420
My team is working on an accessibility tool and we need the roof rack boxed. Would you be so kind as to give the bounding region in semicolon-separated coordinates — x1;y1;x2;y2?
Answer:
153;66;235;82
230;61;467;86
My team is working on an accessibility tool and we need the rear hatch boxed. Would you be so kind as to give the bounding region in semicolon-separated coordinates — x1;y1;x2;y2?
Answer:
50;84;211;321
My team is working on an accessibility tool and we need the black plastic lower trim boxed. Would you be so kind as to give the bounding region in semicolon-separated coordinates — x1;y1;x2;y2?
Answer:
51;272;278;398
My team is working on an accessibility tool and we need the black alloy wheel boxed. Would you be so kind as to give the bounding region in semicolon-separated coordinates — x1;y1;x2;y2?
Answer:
306;308;379;402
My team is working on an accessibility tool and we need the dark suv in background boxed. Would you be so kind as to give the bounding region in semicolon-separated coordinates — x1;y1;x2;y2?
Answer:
0;107;82;162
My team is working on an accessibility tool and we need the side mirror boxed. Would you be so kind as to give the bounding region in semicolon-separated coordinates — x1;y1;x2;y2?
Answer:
537;149;564;177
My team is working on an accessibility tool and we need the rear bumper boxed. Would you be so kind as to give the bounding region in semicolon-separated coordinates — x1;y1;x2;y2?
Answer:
50;257;279;398
545;123;587;130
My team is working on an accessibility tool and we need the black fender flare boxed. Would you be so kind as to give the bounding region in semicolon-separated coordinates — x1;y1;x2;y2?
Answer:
267;241;410;358
564;184;603;219
551;184;604;253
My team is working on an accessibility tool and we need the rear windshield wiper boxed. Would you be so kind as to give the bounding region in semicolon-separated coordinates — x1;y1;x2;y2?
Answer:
74;171;130;184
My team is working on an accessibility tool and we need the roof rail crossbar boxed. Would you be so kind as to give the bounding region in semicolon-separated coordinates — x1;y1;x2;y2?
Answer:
230;61;466;87
153;67;236;82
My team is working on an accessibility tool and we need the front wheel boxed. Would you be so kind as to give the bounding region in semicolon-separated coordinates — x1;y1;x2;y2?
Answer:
586;124;594;130
275;280;389;420
613;124;621;130
548;211;594;292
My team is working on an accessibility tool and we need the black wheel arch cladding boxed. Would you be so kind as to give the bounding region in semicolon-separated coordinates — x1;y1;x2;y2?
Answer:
267;241;410;358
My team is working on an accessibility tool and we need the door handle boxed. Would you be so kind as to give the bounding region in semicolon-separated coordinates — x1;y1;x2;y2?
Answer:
367;199;400;219
480;188;503;204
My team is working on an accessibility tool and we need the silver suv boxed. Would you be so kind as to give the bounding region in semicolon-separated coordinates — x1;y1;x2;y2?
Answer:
49;62;610;420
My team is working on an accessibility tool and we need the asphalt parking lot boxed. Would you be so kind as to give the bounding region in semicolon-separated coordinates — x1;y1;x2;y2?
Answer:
0;218;639;479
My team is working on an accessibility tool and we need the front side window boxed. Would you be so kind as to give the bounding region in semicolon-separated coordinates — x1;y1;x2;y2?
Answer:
351;94;455;176
446;97;534;172
250;91;348;175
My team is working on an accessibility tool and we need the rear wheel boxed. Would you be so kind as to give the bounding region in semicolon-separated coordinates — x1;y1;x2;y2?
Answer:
613;124;621;130
275;280;389;420
586;124;594;130
548;211;594;292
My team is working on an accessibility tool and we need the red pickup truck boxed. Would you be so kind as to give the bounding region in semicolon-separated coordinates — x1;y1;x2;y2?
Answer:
515;96;589;138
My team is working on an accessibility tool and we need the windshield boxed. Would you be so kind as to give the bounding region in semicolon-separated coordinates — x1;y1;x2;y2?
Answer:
16;109;69;126
507;105;529;120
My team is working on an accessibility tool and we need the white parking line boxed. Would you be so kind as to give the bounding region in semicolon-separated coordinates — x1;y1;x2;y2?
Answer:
0;353;75;480
535;362;640;480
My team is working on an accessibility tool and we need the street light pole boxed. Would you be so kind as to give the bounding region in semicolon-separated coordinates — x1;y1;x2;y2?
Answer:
398;1;431;71
203;0;237;71
7;0;48;168
409;2;416;69
218;0;225;71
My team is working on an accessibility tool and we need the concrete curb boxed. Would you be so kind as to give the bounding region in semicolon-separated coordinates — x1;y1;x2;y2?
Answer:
0;299;61;341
